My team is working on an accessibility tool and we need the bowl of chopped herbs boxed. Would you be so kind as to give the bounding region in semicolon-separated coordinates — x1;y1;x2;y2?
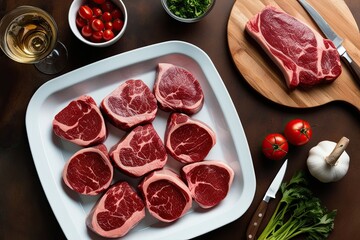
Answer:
161;0;215;23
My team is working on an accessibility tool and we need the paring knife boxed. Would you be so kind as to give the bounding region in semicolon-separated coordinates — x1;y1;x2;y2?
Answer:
246;160;288;240
298;0;360;85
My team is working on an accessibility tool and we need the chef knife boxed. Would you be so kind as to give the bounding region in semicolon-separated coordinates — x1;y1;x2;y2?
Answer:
298;0;360;85
246;159;288;240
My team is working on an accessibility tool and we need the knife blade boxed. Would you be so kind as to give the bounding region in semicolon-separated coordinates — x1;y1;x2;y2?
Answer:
246;159;287;240
298;0;360;85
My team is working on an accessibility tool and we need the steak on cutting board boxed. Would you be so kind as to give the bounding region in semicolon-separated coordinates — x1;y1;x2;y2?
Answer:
153;63;204;115
110;123;167;177
53;95;107;147
138;168;192;223
62;144;113;195
181;160;234;208
86;181;145;238
101;79;158;130
245;5;342;88
165;112;216;164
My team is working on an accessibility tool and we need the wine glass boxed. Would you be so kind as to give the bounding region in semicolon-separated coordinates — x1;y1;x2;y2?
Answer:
0;5;67;74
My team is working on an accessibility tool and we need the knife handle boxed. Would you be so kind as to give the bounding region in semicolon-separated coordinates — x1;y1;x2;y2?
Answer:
341;51;360;86
246;200;268;240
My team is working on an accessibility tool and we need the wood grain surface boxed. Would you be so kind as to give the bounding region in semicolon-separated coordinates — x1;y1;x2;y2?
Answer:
227;0;360;110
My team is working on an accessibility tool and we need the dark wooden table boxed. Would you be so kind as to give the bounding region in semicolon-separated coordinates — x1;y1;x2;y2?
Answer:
1;0;359;239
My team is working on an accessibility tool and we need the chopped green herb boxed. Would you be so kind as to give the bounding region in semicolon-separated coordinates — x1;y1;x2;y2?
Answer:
167;0;212;18
258;171;337;240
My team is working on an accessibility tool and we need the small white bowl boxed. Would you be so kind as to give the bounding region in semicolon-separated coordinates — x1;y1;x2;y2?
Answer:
161;0;215;23
68;0;128;47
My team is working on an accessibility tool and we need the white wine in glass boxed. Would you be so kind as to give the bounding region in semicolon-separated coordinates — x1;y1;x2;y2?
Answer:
0;6;67;74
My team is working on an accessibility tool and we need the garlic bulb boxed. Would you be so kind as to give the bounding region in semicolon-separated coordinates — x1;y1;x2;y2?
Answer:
307;137;350;183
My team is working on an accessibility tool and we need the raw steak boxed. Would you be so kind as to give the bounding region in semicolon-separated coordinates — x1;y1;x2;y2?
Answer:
101;79;158;130
153;63;204;115
86;181;145;238
138;168;192;222
245;6;342;88
62;144;113;195
53;95;106;147
110;124;168;177
181;160;234;208
165;113;216;164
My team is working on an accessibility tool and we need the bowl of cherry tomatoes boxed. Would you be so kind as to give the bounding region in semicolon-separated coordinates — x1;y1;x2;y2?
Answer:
68;0;127;47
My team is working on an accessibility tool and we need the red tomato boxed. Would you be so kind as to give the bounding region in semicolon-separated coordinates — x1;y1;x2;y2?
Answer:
77;1;122;43
284;119;313;146
262;133;288;160
91;31;103;42
81;25;93;38
111;9;122;20
101;1;114;12
91;0;106;4
103;29;115;41
91;19;104;31
92;7;102;17
78;5;93;20
76;15;87;28
112;18;123;32
104;21;113;30
102;12;112;22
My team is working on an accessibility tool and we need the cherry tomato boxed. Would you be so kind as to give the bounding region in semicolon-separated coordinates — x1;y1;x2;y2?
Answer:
262;133;288;160
103;29;115;41
91;0;106;4
102;12;112;22
92;7;102;17
79;5;93;20
77;1;122;43
91;31;103;42
101;1;114;12
111;9;122;20
91;19;105;31
284;119;313;146
104;21;113;30
76;15;87;28
81;25;93;38
112;18;123;32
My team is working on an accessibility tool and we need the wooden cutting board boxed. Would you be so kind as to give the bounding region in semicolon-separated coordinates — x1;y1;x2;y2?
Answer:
227;0;360;110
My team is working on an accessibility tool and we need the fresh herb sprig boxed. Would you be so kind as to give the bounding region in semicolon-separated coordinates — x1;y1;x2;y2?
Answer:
167;0;212;18
258;172;337;240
